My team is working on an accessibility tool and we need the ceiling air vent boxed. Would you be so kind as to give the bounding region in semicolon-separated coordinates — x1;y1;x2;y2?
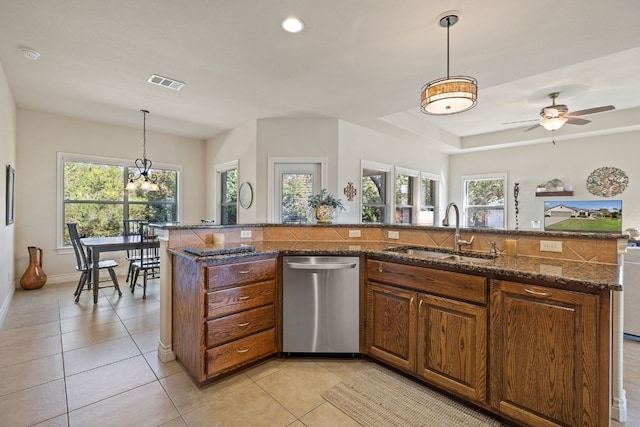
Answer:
147;74;186;91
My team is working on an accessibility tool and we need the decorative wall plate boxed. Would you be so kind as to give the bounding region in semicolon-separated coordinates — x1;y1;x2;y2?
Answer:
586;166;628;197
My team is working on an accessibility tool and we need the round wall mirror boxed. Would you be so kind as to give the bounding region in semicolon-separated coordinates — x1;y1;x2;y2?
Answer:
239;182;253;209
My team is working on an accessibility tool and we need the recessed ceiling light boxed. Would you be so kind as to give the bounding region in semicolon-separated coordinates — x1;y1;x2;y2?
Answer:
282;17;304;33
19;47;40;60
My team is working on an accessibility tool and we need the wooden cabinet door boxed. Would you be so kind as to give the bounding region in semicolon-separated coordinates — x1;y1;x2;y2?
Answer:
417;293;487;403
365;283;417;371
490;280;601;427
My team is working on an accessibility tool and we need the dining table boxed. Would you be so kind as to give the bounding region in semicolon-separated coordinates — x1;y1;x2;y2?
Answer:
81;235;160;304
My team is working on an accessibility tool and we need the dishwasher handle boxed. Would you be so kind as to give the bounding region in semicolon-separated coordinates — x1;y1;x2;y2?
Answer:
286;261;357;270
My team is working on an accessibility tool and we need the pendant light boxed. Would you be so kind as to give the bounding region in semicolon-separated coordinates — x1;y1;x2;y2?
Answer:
421;14;477;115
126;109;159;191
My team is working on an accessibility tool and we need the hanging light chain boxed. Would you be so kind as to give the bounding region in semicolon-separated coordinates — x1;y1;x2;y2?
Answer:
141;109;149;161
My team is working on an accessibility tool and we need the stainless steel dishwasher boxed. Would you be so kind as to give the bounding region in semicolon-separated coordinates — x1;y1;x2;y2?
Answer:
283;256;360;355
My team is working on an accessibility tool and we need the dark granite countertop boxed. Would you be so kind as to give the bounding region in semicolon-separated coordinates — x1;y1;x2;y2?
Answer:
151;222;627;241
168;241;622;291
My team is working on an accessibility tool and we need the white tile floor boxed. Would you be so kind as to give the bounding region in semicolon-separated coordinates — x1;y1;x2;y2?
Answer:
0;278;372;426
1;277;639;426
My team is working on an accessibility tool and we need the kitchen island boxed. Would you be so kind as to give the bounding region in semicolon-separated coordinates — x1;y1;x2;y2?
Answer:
154;223;626;426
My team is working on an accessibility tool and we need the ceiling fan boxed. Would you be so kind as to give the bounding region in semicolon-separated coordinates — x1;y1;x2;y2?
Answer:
506;92;615;133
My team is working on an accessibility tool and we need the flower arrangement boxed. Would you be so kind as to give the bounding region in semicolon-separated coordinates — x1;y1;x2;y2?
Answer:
308;189;345;210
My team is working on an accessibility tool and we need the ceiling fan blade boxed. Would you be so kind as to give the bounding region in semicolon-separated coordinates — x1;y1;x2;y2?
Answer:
501;118;538;125
523;123;540;132
567;105;615;117
566;117;591;125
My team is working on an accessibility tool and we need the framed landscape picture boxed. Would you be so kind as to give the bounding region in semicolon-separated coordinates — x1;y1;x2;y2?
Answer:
6;165;14;225
544;200;622;233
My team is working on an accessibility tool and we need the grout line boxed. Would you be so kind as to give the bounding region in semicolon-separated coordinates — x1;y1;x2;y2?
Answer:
57;288;71;427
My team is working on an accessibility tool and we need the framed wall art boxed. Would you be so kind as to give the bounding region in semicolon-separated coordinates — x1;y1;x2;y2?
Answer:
6;165;15;225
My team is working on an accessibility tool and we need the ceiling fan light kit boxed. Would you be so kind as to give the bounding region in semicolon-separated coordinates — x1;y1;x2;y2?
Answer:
540;116;568;131
421;14;477;115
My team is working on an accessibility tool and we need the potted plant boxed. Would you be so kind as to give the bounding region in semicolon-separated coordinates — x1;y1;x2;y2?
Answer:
308;189;345;223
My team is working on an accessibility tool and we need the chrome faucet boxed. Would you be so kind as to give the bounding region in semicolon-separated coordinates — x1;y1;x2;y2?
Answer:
442;202;474;251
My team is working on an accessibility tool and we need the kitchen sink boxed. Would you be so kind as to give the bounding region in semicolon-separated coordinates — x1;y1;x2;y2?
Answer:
384;247;495;264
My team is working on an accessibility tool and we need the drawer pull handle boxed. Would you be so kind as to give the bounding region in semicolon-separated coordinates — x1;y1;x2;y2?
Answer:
237;321;251;327
238;270;251;274
237;296;250;301
377;267;383;273
524;288;552;298
410;297;414;312
419;299;423;314
236;347;251;353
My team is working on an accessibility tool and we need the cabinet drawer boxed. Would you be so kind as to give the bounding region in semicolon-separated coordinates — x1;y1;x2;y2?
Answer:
367;259;487;305
206;328;276;378
206;280;275;318
206;258;276;290
206;305;275;347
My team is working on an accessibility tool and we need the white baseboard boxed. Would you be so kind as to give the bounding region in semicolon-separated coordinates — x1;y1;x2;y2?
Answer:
0;285;15;327
14;268;130;288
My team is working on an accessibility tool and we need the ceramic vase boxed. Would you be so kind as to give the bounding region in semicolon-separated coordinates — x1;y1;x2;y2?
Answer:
20;246;47;290
314;205;335;223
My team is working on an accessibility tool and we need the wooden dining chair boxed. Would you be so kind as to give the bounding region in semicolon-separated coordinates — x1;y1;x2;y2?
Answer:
67;222;121;302
123;219;148;283
129;222;160;299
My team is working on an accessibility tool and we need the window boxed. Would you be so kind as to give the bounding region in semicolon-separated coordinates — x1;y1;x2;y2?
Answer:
462;173;507;229
361;161;391;224
419;172;439;226
217;163;238;225
59;153;179;247
268;158;325;223
392;168;439;225
280;171;314;223
395;168;417;224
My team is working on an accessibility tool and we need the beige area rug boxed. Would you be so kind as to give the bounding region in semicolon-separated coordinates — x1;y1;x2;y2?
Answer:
321;364;501;427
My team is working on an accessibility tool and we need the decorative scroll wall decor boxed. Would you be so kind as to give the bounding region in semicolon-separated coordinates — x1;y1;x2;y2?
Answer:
513;182;520;230
586;166;628;197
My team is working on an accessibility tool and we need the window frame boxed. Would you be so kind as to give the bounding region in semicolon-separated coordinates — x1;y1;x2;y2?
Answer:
394;167;419;224
216;160;238;225
361;160;392;224
419;171;440;226
267;157;327;223
461;172;507;229
56;152;182;251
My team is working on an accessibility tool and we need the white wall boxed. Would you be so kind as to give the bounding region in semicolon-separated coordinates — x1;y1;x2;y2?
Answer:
449;130;640;230
0;62;16;318
337;120;450;223
204;117;450;225
206;121;258;223
15;109;206;282
256;118;339;223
